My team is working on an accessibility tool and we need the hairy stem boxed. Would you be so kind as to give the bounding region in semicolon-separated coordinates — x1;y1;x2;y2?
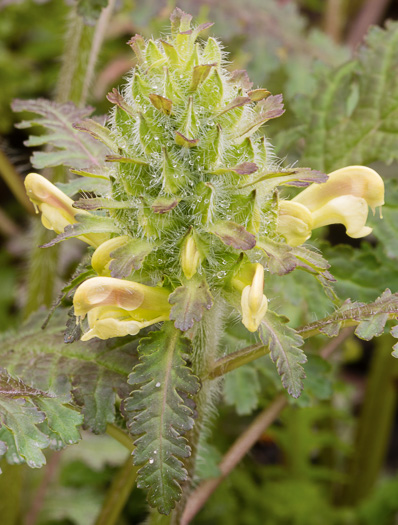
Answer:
80;0;117;105
0;149;34;214
94;453;139;525
180;395;287;524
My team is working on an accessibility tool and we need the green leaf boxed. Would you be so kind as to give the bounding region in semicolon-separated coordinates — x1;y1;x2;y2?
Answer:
321;242;398;302
258;238;333;281
169;277;213;331
369;179;398;260
224;365;260;415
295;22;398;172
73;119;118;152
241;168;327;190
0;368;83;468
56;178;110;197
41;214;120;247
209;220;256;251
12;99;107;170
0;310;139;434
124;323;200;515
109;238;153;278
259;311;306;398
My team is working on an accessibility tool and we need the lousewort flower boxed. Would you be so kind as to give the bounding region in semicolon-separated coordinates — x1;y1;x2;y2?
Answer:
278;166;384;246
25;173;108;247
73;277;171;340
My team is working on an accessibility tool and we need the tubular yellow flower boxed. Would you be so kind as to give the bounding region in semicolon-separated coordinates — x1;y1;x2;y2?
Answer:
278;166;384;246
277;200;313;247
24;173;107;247
181;233;201;280
240;263;268;332
73;276;171;340
91;236;131;276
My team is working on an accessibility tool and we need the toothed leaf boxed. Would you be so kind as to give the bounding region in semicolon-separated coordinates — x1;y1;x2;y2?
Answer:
124;324;200;515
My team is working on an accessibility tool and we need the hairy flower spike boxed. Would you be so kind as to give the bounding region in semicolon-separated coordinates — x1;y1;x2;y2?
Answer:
278;166;384;246
24;13;384;346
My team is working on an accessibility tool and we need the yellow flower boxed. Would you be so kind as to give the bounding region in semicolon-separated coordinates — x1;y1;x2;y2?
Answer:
24;173;107;247
91;236;131;276
73;276;171;340
232;262;268;332
277;166;384;247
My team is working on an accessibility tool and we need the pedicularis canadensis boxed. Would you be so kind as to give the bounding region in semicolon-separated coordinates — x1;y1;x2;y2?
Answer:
23;8;384;515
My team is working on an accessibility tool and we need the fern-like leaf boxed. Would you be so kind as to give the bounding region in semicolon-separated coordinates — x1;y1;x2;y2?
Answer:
124;322;200;515
0;368;83;468
259;311;306;398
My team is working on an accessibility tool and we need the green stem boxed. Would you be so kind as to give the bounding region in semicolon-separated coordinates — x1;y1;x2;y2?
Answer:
94;453;139;525
0;149;34;214
106;424;135;452
342;334;398;505
207;322;360;381
207;343;268;379
80;0;117;106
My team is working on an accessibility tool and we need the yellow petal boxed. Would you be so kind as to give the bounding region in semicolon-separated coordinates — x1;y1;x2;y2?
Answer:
240;263;268;332
277;200;313;247
25;173;77;233
293;166;384;212
91;236;131;276
311;194;372;238
25;173;108;247
181;232;201;280
81;305;169;340
73;276;170;318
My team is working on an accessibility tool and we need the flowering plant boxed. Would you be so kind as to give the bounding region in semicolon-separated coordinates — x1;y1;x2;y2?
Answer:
3;4;398;524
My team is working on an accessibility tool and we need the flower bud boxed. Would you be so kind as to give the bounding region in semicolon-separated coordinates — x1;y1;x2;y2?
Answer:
239;263;268;332
73;277;171;340
91;236;131;276
181;233;201;280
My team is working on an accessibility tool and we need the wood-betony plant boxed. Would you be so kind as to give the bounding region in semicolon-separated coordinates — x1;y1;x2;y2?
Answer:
12;7;398;520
